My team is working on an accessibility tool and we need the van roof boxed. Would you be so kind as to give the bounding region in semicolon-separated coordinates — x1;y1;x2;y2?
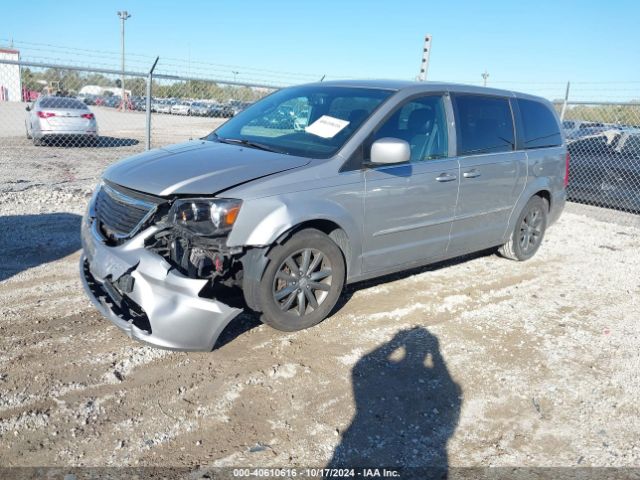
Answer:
302;79;549;103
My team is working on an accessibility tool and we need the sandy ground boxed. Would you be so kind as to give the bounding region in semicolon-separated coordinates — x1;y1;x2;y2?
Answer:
0;133;639;471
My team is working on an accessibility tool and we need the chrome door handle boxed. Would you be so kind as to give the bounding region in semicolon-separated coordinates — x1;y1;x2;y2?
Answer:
435;173;457;182
463;169;481;178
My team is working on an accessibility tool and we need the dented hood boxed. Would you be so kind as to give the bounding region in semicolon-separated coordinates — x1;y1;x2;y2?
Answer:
103;140;310;196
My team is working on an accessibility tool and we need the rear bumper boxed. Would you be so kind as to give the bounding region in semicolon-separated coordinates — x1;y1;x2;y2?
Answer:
80;217;242;351
37;129;98;137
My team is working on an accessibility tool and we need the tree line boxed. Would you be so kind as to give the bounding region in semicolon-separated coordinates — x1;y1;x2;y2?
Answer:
21;67;272;103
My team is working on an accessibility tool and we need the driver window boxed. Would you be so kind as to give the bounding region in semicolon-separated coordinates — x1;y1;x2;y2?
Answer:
371;95;448;162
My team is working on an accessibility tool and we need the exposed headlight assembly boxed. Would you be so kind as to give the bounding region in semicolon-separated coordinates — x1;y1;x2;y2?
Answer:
169;198;242;236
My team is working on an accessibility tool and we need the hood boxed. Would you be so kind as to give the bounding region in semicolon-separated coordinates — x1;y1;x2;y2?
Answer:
103;140;310;196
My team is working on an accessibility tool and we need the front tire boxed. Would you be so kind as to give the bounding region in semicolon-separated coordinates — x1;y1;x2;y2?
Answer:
499;196;547;261
258;229;345;332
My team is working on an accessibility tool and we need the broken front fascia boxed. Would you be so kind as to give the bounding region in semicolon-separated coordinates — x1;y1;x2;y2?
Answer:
80;214;243;351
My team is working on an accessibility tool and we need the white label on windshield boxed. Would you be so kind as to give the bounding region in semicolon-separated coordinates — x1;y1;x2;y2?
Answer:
304;115;350;138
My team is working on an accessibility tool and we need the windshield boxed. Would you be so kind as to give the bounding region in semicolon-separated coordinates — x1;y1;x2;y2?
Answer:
207;85;393;158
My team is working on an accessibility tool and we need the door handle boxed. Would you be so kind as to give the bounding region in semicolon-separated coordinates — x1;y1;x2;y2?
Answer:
463;169;481;179
435;173;457;182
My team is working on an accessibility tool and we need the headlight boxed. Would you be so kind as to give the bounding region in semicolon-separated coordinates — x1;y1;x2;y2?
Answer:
169;198;242;236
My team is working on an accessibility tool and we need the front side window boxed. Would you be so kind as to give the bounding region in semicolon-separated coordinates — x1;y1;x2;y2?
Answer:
518;98;562;149
209;86;393;159
371;95;448;162
453;95;515;156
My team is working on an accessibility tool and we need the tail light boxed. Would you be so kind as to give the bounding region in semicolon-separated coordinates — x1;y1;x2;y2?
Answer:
81;113;95;120
564;152;570;187
37;111;55;118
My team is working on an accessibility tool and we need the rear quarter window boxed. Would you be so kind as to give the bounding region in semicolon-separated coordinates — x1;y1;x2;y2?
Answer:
452;95;515;156
517;98;562;149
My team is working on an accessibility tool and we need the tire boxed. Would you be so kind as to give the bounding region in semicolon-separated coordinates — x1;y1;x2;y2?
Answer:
257;229;345;332
32;136;43;146
499;196;547;261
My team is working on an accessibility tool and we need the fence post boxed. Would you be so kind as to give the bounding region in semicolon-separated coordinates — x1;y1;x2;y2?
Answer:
145;56;160;150
560;81;571;121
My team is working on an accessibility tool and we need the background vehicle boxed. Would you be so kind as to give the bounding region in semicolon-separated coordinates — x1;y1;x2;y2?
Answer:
190;102;209;116
103;96;121;108
25;96;98;146
567;131;640;211
171;101;192;115
81;81;566;351
563;120;610;140
155;99;174;114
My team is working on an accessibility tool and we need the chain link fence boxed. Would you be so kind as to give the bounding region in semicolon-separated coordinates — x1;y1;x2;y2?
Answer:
554;100;640;215
1;57;639;217
0;58;274;151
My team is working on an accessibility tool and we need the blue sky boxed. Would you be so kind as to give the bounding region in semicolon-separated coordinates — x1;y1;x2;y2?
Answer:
2;0;640;99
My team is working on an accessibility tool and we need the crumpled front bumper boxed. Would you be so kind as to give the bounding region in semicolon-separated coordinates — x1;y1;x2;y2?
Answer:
80;217;242;351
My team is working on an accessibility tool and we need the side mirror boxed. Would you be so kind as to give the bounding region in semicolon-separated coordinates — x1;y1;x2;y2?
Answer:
25;105;31;111
368;137;410;166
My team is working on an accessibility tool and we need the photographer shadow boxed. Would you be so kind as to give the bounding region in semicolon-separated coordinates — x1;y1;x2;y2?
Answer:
328;326;461;476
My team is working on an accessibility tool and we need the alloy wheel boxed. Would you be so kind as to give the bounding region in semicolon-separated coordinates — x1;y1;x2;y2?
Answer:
272;248;332;317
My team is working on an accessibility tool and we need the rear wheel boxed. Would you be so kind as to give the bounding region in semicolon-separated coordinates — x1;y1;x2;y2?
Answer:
499;196;547;261
258;229;345;331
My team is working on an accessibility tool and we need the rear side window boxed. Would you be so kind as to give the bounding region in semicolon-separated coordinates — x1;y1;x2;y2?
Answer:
517;98;562;149
453;95;514;155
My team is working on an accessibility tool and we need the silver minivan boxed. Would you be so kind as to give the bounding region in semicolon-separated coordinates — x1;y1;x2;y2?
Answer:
80;81;568;350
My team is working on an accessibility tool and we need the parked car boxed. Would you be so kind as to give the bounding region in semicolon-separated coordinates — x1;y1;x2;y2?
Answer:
190;102;209;116
103;96;122;108
155;99;174;114
206;102;234;118
25;96;98;146
80;81;567;350
567;130;640;211
130;96;146;111
563;120;610;140
171;101;192;115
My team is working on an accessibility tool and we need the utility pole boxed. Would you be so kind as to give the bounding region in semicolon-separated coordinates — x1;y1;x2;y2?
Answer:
417;34;432;82
481;69;489;87
117;10;131;111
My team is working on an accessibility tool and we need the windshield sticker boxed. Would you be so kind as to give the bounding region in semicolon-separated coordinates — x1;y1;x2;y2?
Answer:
304;115;350;138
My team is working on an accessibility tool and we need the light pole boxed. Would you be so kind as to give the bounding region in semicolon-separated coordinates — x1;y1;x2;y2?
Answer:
482;69;489;87
232;70;239;83
117;10;131;110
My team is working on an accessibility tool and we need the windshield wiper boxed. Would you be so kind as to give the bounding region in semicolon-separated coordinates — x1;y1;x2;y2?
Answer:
215;135;286;154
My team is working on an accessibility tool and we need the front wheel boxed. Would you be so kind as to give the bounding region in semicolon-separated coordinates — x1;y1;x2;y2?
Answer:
499;196;547;261
258;229;345;332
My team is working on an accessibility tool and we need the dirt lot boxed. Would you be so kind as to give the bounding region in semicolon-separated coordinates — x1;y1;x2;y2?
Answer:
0;132;639;471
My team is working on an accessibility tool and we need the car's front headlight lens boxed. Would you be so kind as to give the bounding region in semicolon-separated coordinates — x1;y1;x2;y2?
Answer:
169;198;242;236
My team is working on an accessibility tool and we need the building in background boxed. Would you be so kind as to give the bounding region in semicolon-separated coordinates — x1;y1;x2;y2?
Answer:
0;48;21;101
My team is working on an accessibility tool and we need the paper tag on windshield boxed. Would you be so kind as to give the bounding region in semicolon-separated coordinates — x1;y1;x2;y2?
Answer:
305;115;350;138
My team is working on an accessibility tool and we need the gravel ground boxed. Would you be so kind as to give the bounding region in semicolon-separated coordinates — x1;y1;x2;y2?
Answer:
0;134;639;470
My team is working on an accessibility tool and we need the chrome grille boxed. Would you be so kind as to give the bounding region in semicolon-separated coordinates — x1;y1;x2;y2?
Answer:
94;183;160;241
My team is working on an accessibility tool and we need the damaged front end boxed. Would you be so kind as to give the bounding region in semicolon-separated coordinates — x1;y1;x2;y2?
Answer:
80;181;261;351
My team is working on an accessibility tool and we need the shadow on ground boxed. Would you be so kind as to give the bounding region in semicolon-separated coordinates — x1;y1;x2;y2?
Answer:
0;213;82;282
328;326;461;475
